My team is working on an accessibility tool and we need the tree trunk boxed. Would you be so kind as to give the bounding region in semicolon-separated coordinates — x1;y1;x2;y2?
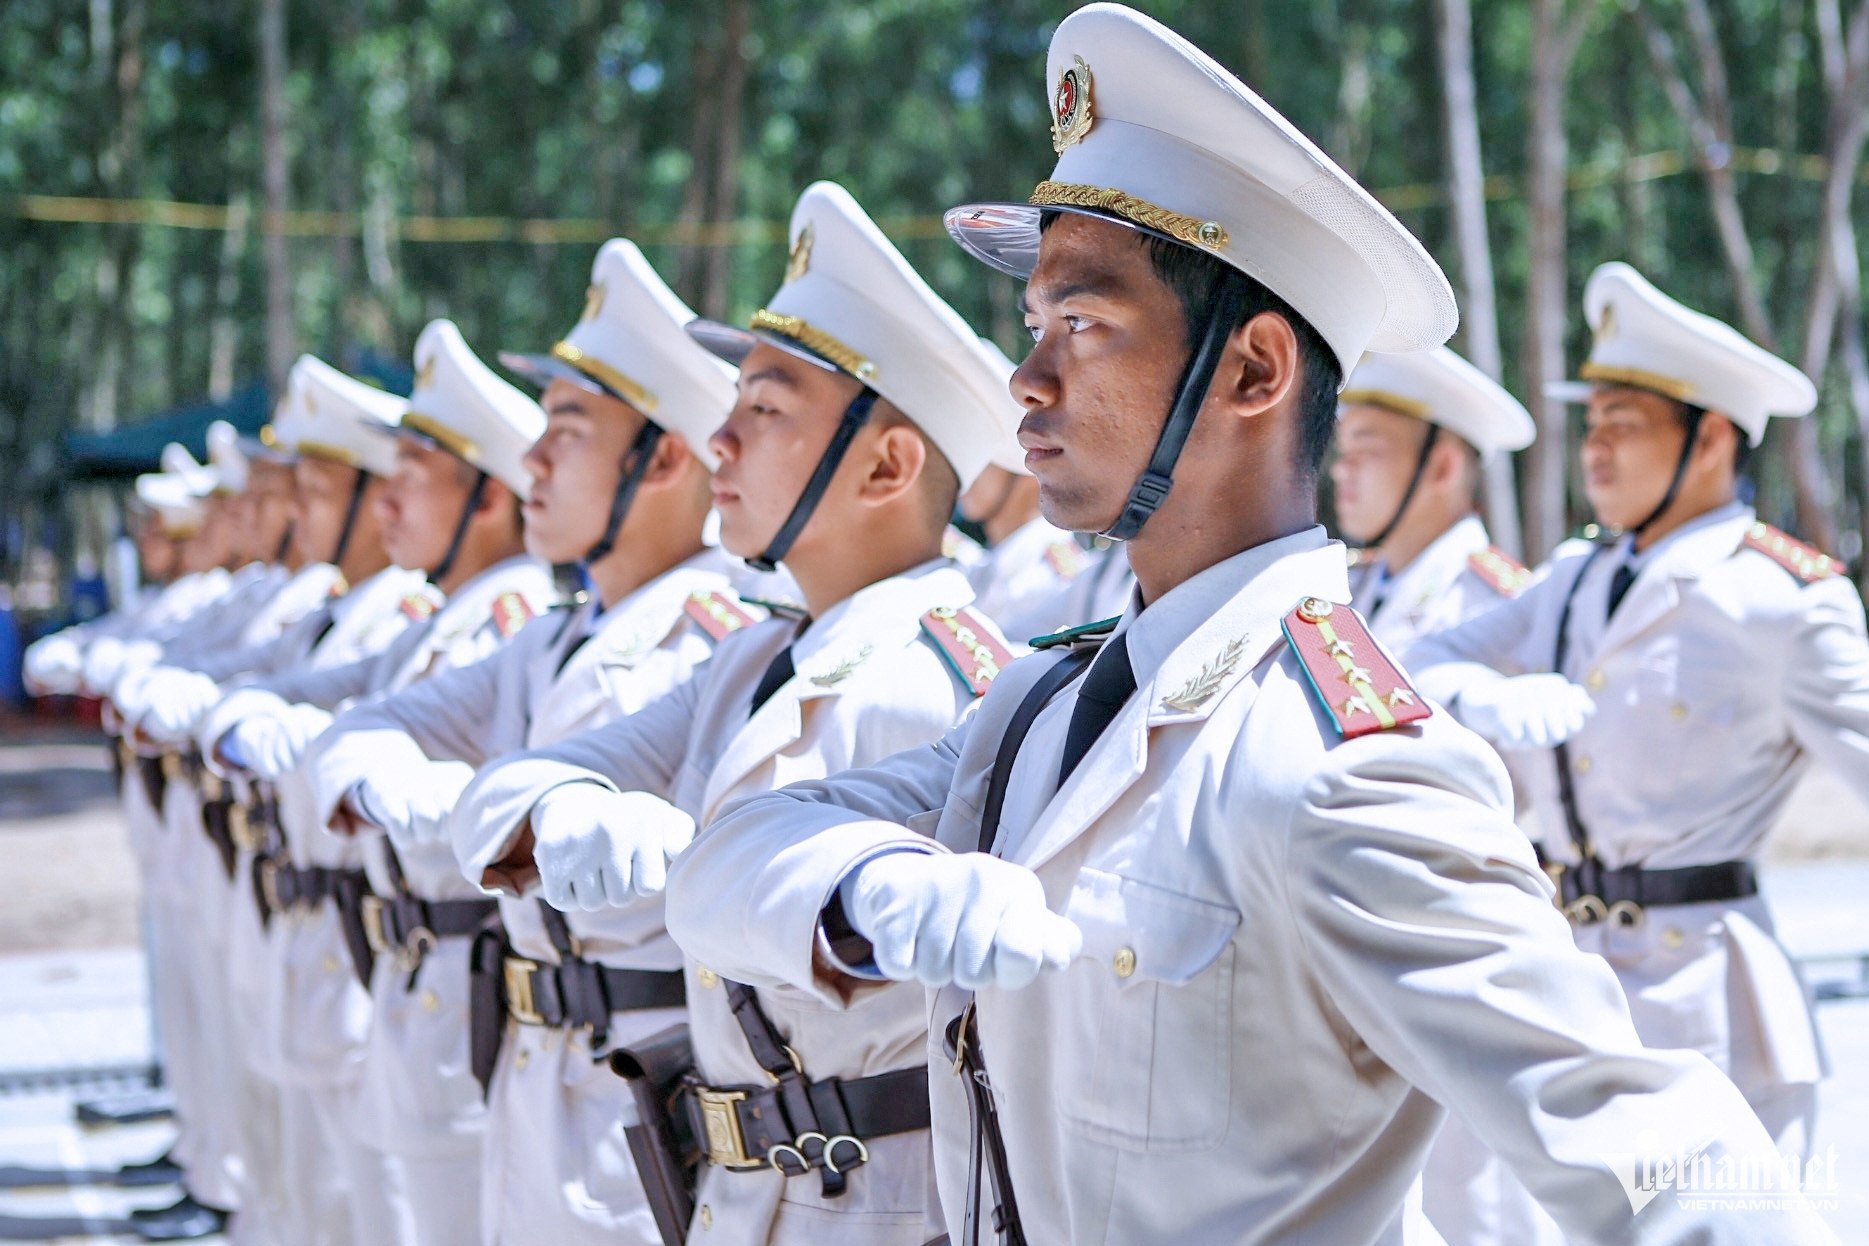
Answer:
1435;0;1522;556
209;194;251;401
700;0;749;319
1521;0;1588;559
1789;0;1869;551
85;0;144;433
258;0;295;394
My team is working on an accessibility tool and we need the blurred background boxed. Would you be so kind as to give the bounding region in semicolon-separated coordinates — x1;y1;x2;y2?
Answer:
3;0;1869;690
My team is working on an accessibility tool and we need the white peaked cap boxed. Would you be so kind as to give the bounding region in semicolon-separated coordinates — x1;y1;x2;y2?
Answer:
1342;347;1535;454
206;420;249;493
390;320;546;499
159;443;220;498
687;181;1025;491
1547;262;1816;446
134;472;208;536
270;355;405;479
500;238;737;469
944;3;1457;376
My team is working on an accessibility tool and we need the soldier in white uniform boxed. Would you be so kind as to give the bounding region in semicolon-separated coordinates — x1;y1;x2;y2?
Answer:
440;181;1023;1246
201;320;551;1246
662;9;1837;1245
301;239;749;1246
1328;353;1554;1245
1330;347;1536;652
1411;261;1860;1167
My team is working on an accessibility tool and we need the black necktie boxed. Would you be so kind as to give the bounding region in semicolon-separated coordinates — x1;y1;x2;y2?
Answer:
1057;631;1136;788
748;644;796;717
1605;560;1637;621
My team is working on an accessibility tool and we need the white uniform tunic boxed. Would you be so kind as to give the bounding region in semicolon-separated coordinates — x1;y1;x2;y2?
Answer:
307;549;739;1245
669;528;1836;1246
447;560;995;1246
1349;514;1518;656
967;516;1095;645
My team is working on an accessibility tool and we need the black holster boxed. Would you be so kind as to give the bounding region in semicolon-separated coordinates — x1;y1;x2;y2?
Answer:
610;1024;700;1246
468;926;509;1095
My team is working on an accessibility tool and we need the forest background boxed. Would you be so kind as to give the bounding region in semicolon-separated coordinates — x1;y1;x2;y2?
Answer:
5;0;1869;587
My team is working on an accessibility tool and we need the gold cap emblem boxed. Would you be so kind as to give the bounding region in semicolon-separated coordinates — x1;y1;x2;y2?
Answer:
1594;302;1616;346
581;282;606;323
1051;55;1094;153
785;223;813;285
414;355;435;392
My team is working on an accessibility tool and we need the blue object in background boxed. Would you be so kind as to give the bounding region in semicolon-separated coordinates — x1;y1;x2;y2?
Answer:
0;587;23;709
70;567;109;624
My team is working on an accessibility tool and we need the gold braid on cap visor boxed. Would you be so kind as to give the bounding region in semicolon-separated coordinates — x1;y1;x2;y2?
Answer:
748;310;878;382
549;341;659;415
1029;181;1229;252
1338;388;1431;421
1578;362;1697;402
398;412;480;463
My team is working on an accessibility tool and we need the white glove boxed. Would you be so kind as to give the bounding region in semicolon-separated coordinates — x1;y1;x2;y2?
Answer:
135;670;224;744
24;634;84;694
345;763;472;848
111;663;166;724
223;704;333;780
532;785;695;913
843;851;1083;991
84;637;160;697
1456;672;1596;751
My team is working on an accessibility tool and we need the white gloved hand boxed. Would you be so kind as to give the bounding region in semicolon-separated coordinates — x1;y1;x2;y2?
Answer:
1456;672;1596;751
532;785;695;913
843;851;1083;991
24;635;84;695
223;704;333;780
85;637;160;697
135;670;224;744
111;663;166;725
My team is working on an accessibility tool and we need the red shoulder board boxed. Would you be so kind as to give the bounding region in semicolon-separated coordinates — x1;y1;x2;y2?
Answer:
400;591;439;621
1466;546;1532;597
1280;597;1432;739
921;605;1015;697
1741;522;1841;584
491;591;536;641
1042;539;1086;579
684;589;759;643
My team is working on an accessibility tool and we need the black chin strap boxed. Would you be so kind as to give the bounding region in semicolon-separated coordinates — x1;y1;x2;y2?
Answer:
583;422;663;567
1358;423;1442;554
1102;271;1256;542
1629;405;1705;538
273;522;294;564
428;469;490;587
330;468;370;569
747;387;879;573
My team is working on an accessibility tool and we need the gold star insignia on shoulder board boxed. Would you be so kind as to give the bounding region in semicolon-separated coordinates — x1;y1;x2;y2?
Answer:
1340;696;1370;718
1387;686;1417;707
1325;636;1355;658
1340;665;1373;686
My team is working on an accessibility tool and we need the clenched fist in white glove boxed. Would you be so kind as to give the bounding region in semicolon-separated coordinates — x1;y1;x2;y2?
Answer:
135;670;224;744
24;634;84;695
85;637;160;697
221;704;334;780
532;784;695;913
842;851;1082;991
1456;672;1596;751
136;668;224;747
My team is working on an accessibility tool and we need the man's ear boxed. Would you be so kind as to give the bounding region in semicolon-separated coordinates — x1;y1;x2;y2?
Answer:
857;421;929;507
1693;412;1739;472
637;427;694;488
1217;310;1301;419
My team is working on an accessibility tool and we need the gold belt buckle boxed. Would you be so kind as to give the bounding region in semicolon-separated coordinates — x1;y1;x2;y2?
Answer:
160;752;183;782
694;1087;759;1169
229;802;259;851
1563;894;1610;926
360;895;391;955
199;770;223;802
503;956;545;1026
259;860;286;915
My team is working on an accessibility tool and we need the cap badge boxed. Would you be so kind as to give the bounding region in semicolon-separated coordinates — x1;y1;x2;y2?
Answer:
1051;55;1094;153
581;283;606;323
785;223;813;285
1594;302;1616;346
414;356;435;392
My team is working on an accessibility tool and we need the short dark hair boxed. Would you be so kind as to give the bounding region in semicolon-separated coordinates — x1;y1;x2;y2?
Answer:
1039;210;1343;477
1674;401;1753;476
